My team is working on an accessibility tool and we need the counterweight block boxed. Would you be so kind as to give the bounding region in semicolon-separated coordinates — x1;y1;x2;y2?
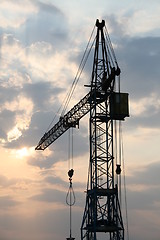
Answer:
110;92;129;120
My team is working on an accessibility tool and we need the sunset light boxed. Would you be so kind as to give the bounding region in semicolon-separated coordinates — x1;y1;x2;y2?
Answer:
0;1;160;240
16;147;29;158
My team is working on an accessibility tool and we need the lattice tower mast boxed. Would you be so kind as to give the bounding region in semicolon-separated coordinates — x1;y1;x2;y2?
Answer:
81;19;127;240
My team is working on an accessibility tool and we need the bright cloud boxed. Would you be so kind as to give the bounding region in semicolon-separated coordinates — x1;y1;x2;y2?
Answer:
0;0;37;29
127;8;160;36
1;95;34;143
7;126;22;142
130;93;160;116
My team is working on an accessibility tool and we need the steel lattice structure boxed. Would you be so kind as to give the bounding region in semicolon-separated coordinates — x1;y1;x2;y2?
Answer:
35;19;129;240
81;20;126;240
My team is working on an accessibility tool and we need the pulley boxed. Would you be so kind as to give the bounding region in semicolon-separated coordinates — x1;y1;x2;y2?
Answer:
116;164;121;175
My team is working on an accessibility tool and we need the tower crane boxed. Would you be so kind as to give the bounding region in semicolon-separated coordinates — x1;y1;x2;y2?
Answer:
35;19;129;240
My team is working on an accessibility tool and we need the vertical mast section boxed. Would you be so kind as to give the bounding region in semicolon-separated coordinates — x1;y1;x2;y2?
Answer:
81;19;125;240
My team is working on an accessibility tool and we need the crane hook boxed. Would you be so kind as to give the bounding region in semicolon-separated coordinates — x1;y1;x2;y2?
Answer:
66;169;76;206
68;169;74;180
66;169;76;240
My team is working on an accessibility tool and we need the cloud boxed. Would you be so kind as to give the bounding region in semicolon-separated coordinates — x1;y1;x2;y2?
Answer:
0;196;19;209
23;81;63;111
44;175;66;186
127;161;160;187
0;206;82;240
0;80;64;148
0;175;17;188
27;153;55;169
31;188;66;204
30;186;85;210
0;0;37;29
117;36;160;98
0;110;15;134
123;161;160;212
44;175;85;189
104;14;127;37
27;126;89;169
20;1;68;47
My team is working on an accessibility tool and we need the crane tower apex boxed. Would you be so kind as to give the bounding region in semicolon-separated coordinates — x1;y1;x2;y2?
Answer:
96;19;105;28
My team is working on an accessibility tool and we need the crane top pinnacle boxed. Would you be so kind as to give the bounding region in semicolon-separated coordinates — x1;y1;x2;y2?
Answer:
96;19;105;29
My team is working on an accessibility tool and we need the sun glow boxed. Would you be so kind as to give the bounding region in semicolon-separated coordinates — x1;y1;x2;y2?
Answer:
16;147;29;158
15;147;35;159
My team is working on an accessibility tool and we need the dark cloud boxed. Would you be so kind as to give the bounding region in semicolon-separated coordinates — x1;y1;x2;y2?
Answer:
117;36;160;99
23;81;63;111
0;110;16;134
0;85;19;103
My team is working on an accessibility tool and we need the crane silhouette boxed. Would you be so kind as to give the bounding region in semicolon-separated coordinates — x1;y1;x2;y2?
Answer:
35;19;129;240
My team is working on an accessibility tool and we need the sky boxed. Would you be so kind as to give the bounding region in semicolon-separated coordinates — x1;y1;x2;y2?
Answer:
0;0;160;239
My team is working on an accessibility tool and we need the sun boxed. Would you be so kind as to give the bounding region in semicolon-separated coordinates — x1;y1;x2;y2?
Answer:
16;147;29;158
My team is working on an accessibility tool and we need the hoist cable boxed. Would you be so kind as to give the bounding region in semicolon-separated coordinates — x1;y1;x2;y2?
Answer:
66;127;75;239
118;72;121;93
118;74;122;203
66;181;76;238
105;42;115;68
61;36;96;116
66;169;76;239
121;127;130;240
61;26;96;116
71;127;73;169
119;120;122;204
114;120;118;185
68;128;74;171
68;128;71;170
66;181;76;206
104;26;118;65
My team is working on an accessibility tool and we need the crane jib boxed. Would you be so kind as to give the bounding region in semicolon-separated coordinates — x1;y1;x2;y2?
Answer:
35;90;107;151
